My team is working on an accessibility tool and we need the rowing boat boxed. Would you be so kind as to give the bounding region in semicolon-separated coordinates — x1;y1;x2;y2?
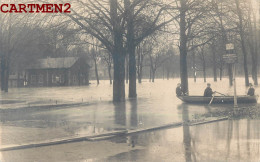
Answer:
177;95;258;104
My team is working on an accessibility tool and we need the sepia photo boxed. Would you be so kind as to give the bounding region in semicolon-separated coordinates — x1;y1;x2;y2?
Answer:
0;0;260;161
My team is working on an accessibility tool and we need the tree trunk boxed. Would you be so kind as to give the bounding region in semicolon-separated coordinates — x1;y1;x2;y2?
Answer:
179;0;188;95
128;50;136;97
252;56;258;85
125;0;136;98
201;49;206;83
137;57;143;84
251;2;258;85
235;0;249;86
3;14;11;92
137;45;141;83
217;4;232;85
17;71;20;87
113;52;125;102
152;70;155;82
228;64;233;86
4;58;9;92
138;54;143;84
203;60;206;83
110;0;126;102
149;66;152;82
1;56;5;91
138;73;141;83
91;40;100;85
219;65;223;81
192;50;196;82
125;55;129;84
212;45;217;82
108;65;112;85
162;65;165;80
94;58;99;85
136;46;141;83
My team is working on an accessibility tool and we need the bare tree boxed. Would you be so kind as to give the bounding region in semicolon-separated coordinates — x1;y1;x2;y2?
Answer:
209;0;234;85
174;0;212;94
147;38;172;82
124;0;177;98
235;0;249;86
64;0;126;101
90;37;101;85
100;49;113;85
247;0;258;85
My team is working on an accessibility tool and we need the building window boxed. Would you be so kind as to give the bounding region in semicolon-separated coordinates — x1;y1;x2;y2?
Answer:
31;75;37;84
52;74;60;83
39;75;43;83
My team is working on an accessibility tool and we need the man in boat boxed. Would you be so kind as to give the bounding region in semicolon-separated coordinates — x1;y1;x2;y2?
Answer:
204;83;214;97
176;83;183;97
247;83;255;96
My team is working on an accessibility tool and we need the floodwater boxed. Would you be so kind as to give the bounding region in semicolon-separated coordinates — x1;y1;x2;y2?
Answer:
0;77;260;161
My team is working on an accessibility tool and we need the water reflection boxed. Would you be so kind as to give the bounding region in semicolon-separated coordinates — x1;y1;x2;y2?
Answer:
111;102;127;144
114;102;126;128
181;104;192;162
129;100;138;147
247;119;250;159
178;103;260;162
235;120;241;159
226;119;233;161
130;100;138;128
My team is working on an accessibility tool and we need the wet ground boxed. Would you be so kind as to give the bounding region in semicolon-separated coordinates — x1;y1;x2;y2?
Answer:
0;78;260;161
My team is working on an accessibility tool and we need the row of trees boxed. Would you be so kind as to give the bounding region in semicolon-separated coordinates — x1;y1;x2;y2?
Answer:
177;0;259;95
1;0;260;102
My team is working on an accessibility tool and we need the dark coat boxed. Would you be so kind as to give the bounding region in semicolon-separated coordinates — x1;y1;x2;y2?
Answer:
247;87;255;96
204;87;213;97
176;86;182;97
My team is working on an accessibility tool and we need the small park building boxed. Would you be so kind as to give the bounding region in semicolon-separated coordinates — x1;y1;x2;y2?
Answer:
26;57;89;87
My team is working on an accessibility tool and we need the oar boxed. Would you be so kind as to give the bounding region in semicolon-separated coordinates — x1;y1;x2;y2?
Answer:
208;93;215;105
214;91;228;96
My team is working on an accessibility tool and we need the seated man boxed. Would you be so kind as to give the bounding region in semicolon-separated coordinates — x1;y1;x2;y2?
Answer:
204;83;214;97
176;83;183;97
247;83;255;96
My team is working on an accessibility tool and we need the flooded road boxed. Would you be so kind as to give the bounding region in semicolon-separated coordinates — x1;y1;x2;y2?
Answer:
0;78;260;161
105;119;260;162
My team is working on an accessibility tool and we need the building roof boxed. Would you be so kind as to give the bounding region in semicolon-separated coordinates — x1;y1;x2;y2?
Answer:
27;57;79;70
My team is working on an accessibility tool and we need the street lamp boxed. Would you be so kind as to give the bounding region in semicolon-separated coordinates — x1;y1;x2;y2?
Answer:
224;43;238;108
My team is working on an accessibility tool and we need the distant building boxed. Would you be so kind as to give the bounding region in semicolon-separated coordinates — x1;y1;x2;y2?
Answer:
8;74;25;88
26;57;89;87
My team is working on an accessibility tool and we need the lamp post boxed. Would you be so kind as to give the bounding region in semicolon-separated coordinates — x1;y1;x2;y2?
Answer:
224;43;238;108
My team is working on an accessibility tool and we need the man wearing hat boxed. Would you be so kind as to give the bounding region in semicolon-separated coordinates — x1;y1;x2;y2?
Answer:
204;83;214;97
176;83;183;97
247;83;255;96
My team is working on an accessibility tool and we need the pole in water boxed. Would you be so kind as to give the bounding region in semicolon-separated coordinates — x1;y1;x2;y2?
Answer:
225;43;238;108
233;64;238;108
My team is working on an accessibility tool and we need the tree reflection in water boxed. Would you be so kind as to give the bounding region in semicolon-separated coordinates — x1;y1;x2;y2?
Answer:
113;102;126;128
226;119;233;160
112;102;127;144
180;104;193;162
130;100;138;147
247;119;250;160
235;120;240;159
